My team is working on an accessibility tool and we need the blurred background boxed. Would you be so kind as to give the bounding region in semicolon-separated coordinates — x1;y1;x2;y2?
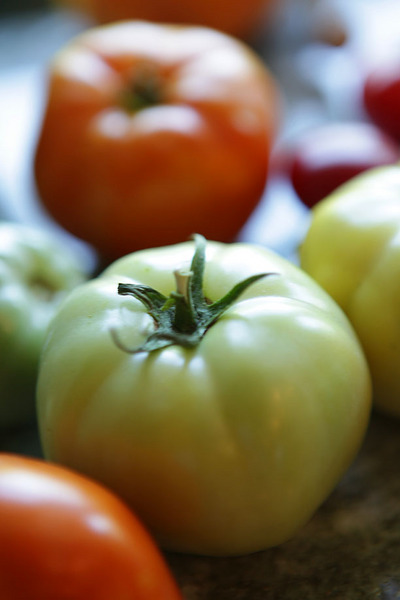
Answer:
2;0;400;263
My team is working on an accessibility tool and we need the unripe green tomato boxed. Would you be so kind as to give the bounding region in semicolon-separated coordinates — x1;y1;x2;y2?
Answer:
37;237;371;556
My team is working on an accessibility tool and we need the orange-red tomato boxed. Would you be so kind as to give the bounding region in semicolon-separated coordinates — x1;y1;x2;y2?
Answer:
0;453;182;600
58;0;277;40
34;21;280;262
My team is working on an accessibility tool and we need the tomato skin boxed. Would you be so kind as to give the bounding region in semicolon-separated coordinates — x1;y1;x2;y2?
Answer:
363;58;400;141
287;122;400;208
37;239;371;556
57;0;277;40
0;453;182;600
34;21;279;262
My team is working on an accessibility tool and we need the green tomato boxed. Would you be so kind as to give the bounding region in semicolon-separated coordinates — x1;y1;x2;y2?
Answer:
37;236;371;556
0;222;86;430
300;164;400;418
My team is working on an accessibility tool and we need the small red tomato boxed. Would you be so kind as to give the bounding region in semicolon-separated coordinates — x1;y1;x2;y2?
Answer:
0;453;182;600
363;57;400;141
286;122;400;208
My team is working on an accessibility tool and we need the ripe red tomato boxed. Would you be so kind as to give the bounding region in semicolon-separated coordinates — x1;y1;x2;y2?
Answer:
285;122;400;208
57;0;277;40
0;453;182;600
34;21;280;262
363;57;400;141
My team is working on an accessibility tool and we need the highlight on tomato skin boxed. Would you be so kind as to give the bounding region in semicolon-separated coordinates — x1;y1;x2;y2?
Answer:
281;121;400;208
363;57;400;142
0;453;182;600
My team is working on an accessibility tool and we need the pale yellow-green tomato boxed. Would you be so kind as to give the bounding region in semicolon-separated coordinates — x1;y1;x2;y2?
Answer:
300;164;400;417
37;236;371;556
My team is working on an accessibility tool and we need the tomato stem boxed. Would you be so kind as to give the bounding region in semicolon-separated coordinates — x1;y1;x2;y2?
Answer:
173;269;192;303
114;235;271;353
120;63;162;112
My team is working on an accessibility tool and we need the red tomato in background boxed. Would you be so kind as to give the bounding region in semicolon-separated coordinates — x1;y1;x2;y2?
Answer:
57;0;278;40
363;57;400;141
0;453;182;600
284;121;400;208
34;21;280;262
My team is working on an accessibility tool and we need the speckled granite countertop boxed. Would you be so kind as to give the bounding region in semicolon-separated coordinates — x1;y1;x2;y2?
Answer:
165;412;400;599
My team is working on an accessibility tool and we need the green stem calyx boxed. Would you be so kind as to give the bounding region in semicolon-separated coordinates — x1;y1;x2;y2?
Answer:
115;234;272;354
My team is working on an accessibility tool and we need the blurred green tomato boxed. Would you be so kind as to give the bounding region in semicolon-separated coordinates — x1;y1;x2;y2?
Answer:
0;223;86;430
